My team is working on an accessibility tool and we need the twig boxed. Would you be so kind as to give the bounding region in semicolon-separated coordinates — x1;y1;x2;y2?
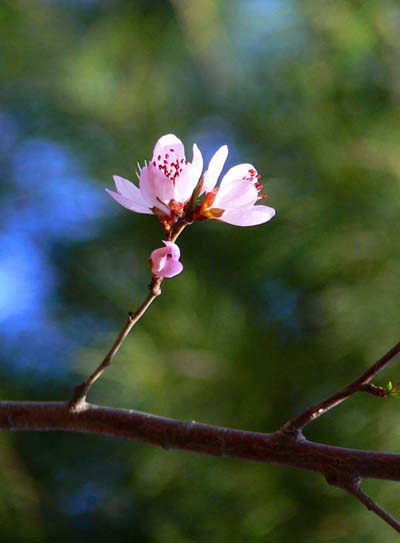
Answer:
345;483;400;534
280;341;400;435
69;276;162;411
69;222;187;411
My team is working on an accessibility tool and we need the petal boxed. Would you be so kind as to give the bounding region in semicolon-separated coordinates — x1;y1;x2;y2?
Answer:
173;167;199;203
163;240;181;259
113;175;150;208
153;134;185;162
105;188;153;214
173;146;203;203
212;179;258;210
191;144;204;180
220;205;276;226
150;247;168;273
220;163;257;187
160;259;183;278
139;166;173;214
203;145;228;192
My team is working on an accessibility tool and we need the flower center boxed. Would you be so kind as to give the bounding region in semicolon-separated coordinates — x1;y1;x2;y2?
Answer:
152;148;188;183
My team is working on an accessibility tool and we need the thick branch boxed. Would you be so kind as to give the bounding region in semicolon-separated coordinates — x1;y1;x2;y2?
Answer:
280;341;400;434
2;400;400;482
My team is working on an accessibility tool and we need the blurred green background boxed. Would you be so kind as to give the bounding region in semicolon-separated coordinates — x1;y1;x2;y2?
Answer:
1;0;400;541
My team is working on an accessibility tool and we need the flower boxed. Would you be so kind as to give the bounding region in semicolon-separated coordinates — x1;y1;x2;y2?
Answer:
106;134;203;225
197;160;276;227
107;134;275;230
150;241;183;278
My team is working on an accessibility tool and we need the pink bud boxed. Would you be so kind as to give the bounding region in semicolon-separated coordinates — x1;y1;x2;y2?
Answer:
150;241;183;278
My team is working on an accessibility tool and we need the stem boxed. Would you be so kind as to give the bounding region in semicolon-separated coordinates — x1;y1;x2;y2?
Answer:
70;221;187;411
345;484;400;534
70;276;163;411
169;220;188;242
280;341;400;434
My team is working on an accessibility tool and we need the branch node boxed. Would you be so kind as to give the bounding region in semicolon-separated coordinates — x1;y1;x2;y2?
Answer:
359;383;387;398
278;423;305;441
325;471;361;491
148;276;162;297
69;384;89;413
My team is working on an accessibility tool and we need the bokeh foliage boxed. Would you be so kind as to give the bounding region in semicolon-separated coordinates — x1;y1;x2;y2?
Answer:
1;0;400;541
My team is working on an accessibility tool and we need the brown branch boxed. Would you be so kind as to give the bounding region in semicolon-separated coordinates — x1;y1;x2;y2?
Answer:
2;400;400;482
280;341;400;435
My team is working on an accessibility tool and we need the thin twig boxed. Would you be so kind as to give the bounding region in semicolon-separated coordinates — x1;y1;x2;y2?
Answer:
280;341;400;435
69;222;187;411
69;276;162;411
345;483;400;534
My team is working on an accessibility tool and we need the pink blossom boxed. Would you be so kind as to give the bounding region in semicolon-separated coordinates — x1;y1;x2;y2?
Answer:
199;158;276;227
150;241;183;278
106;134;203;222
107;134;276;230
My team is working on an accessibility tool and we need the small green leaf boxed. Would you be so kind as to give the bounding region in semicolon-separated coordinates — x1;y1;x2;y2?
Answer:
384;380;400;398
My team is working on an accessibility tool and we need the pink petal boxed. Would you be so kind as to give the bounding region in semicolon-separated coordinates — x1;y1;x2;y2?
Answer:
191;143;204;182
173;166;197;202
203;145;228;192
113;175;150;209
212;179;258;210
105;188;153;214
220;205;276;226
220;163;257;187
163;240;181;259
150;248;167;273
160;259;184;278
173;144;203;203
139;166;173;214
153;134;185;163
